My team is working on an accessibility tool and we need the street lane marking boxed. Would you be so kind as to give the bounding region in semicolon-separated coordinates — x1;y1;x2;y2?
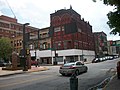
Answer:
0;75;53;88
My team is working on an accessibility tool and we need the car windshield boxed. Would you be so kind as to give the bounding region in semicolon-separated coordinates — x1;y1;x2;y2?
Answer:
63;63;75;67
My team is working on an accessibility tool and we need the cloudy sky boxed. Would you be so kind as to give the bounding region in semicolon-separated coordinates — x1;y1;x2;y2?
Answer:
0;0;119;40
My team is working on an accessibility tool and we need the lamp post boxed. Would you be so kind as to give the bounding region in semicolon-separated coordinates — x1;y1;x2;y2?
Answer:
34;42;37;60
81;33;84;63
53;45;57;65
23;23;29;71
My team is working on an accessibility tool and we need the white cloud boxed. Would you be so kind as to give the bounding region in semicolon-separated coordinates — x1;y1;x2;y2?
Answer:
0;0;119;40
0;11;3;15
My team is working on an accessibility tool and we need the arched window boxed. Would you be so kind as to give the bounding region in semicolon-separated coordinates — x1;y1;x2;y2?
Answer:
61;14;71;24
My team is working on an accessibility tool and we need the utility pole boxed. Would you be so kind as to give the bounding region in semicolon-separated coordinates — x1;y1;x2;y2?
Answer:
81;32;84;63
23;23;29;71
54;46;58;65
54;49;57;65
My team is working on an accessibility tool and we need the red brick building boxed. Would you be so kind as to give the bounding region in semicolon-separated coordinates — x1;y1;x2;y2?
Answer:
50;6;94;51
30;6;95;64
0;15;38;53
93;31;108;57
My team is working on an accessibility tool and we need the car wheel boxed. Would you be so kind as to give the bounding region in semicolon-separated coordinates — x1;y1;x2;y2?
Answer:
84;67;88;73
75;70;79;76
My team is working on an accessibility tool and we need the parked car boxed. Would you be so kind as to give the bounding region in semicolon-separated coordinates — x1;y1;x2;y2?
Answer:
59;61;88;76
31;60;38;67
0;60;10;67
92;58;101;63
107;56;114;60
117;61;120;79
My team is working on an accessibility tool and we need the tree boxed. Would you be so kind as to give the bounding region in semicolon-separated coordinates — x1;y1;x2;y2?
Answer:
0;37;13;62
93;0;120;35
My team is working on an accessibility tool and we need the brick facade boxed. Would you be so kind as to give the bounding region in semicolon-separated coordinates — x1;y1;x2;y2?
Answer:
50;7;94;51
0;15;39;53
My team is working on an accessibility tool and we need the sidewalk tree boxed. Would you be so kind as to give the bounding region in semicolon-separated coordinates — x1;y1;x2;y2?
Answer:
93;0;120;35
0;37;13;62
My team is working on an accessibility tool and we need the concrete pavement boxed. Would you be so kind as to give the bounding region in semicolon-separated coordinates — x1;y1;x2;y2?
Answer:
104;74;120;90
0;66;48;77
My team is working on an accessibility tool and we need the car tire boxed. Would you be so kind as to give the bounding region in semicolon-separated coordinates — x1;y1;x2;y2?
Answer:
84;67;88;73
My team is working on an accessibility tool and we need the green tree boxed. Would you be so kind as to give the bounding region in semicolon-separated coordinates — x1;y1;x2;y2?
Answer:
0;37;13;62
93;0;120;35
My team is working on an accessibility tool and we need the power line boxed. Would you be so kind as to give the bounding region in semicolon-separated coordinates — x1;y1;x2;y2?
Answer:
5;0;16;18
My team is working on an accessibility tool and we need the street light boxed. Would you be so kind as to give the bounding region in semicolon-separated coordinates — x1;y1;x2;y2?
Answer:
23;23;29;71
34;42;37;60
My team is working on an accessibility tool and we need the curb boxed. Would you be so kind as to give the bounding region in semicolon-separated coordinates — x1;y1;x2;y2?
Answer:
27;67;49;73
0;71;25;77
0;67;49;77
88;77;111;90
102;73;117;90
88;69;116;90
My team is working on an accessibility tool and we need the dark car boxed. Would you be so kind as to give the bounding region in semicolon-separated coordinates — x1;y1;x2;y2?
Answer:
59;61;88;76
0;60;9;67
92;58;101;63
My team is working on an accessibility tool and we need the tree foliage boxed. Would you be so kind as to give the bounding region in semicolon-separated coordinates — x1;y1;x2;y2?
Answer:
93;0;120;35
0;37;13;61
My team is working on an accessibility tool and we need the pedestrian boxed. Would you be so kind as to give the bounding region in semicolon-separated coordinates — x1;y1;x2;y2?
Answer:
64;59;66;64
37;59;40;67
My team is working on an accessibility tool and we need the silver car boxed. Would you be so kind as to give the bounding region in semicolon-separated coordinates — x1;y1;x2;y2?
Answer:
59;61;88;76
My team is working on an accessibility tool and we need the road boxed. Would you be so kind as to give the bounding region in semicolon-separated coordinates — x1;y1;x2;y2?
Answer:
0;58;119;90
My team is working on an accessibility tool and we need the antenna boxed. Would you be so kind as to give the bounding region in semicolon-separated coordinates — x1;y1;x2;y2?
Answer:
5;0;16;18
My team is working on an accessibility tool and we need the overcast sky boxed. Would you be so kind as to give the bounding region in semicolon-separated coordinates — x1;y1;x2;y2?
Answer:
0;0;119;41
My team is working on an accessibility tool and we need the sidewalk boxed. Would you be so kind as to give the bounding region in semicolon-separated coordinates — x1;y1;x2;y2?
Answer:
104;74;120;90
0;66;48;77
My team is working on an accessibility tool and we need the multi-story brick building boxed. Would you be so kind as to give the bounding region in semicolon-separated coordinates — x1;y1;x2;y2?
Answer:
30;6;95;64
29;27;52;64
93;31;108;57
108;40;120;56
0;15;39;53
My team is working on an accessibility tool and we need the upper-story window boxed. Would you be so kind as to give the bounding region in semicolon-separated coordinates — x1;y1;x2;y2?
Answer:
11;24;15;29
54;27;60;32
78;28;82;32
62;26;64;31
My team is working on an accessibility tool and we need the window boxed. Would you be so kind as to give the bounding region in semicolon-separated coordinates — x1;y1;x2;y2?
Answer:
20;40;22;46
74;41;78;49
40;43;43;49
48;43;50;48
62;26;64;31
54;27;60;32
58;41;61;49
53;43;57;49
68;41;72;49
17;40;19;46
43;42;47;49
78;28;82;32
63;41;67;49
76;62;82;65
11;24;15;29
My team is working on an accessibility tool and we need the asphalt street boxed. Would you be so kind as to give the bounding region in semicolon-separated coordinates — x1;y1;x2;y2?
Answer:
0;58;119;90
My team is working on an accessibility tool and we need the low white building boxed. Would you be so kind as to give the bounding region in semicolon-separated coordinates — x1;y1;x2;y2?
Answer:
30;49;95;65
